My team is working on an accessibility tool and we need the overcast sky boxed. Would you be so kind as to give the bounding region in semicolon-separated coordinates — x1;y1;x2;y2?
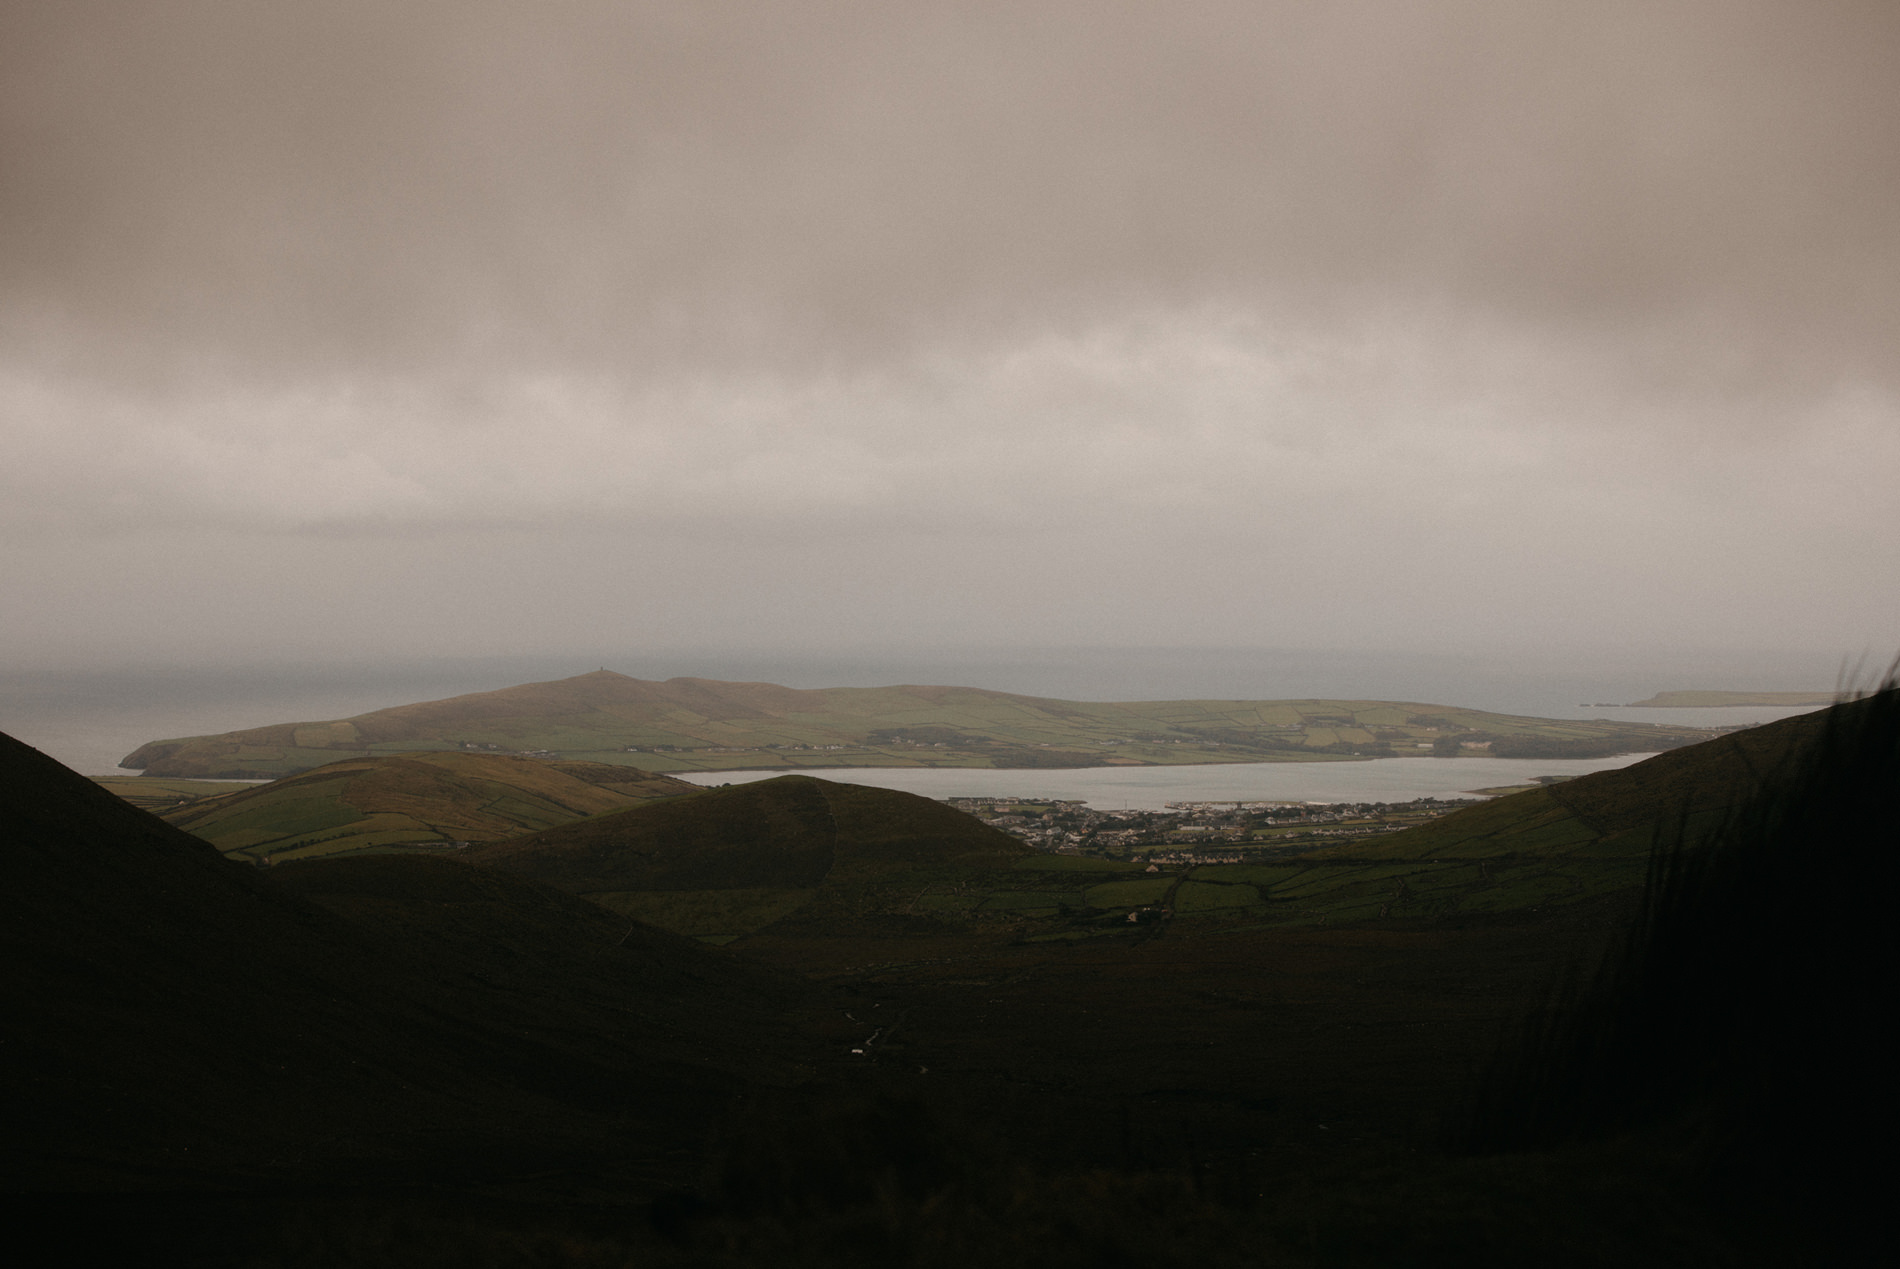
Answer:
4;1;1896;685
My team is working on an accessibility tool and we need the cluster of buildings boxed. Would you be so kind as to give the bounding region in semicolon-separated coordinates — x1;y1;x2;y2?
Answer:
945;795;1480;859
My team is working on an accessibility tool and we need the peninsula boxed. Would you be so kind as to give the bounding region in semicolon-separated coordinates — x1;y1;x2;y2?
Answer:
1624;690;1836;708
123;670;1715;779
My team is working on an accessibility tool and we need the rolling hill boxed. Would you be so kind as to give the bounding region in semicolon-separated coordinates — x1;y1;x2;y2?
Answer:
120;668;1714;778
472;700;1868;957
149;750;697;861
1115;696;1876;931
0;728;821;1196
468;774;1030;943
15;693;1883;1262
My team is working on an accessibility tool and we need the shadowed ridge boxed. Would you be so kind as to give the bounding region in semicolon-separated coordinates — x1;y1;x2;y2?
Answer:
0;730;819;1193
1462;682;1900;1247
468;774;1028;894
468;776;842;891
1320;701;1846;864
814;778;1031;879
1538;703;1844;834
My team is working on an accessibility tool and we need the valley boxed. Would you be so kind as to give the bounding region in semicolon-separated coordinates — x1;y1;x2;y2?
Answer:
6;689;1888;1265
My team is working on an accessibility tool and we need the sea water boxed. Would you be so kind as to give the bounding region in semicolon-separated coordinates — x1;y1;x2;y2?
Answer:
674;751;1682;810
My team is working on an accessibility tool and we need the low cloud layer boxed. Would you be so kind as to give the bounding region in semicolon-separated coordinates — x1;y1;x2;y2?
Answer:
3;2;1896;674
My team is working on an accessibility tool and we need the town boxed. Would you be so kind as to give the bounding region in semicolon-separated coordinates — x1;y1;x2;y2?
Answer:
942;794;1485;861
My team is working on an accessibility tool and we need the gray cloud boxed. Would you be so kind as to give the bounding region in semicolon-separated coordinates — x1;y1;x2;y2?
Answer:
2;2;1896;673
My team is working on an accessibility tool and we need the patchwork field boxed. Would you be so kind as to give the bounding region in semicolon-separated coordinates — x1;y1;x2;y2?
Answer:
144;751;697;861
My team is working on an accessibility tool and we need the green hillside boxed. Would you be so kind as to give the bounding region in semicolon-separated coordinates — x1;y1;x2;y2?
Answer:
89;774;253;812
482;705;1851;954
121;669;1713;778
1135;701;1855;929
155;750;697;862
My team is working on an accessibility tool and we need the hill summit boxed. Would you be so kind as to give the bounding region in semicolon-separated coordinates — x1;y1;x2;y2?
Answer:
469;774;1029;943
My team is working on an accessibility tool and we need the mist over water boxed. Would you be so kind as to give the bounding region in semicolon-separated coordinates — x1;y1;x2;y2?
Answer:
0;646;1834;776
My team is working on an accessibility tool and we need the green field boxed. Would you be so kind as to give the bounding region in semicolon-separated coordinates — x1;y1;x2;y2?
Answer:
122;669;1716;778
558;714;1825;945
143;751;698;861
89;775;257;811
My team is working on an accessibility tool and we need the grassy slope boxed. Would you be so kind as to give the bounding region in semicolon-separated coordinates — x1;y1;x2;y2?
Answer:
0;730;821;1195
121;669;1712;777
153;750;698;861
1465;687;1898;1251
16;699;1867;1261
469;774;1031;942
511;709;1852;954
1147;704;1854;930
89;774;256;811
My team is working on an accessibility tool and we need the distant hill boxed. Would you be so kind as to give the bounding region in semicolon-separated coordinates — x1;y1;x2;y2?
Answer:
469;774;1029;943
1623;689;1835;707
0;730;819;1193
121;669;1715;778
151;750;697;861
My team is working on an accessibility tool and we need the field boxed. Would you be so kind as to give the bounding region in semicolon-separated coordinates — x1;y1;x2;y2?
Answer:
87;774;257;811
140;751;698;861
535;713;1811;955
122;669;1716;778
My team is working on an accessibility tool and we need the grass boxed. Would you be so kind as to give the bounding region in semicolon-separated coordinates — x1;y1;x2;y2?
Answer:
21;687;1893;1264
1463;679;1899;1249
1172;880;1260;911
1081;878;1176;908
88;775;256;811
157;751;696;860
589;887;820;941
1010;855;1147;873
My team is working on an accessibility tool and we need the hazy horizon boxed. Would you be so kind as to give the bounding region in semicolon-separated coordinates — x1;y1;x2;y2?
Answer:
5;5;1895;692
1;642;1848;776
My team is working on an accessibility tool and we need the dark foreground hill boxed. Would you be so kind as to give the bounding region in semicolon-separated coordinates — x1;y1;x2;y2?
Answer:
1466;683;1899;1256
0;730;821;1199
153;750;697;861
469;775;1030;942
9;686;1890;1266
120;668;1711;777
